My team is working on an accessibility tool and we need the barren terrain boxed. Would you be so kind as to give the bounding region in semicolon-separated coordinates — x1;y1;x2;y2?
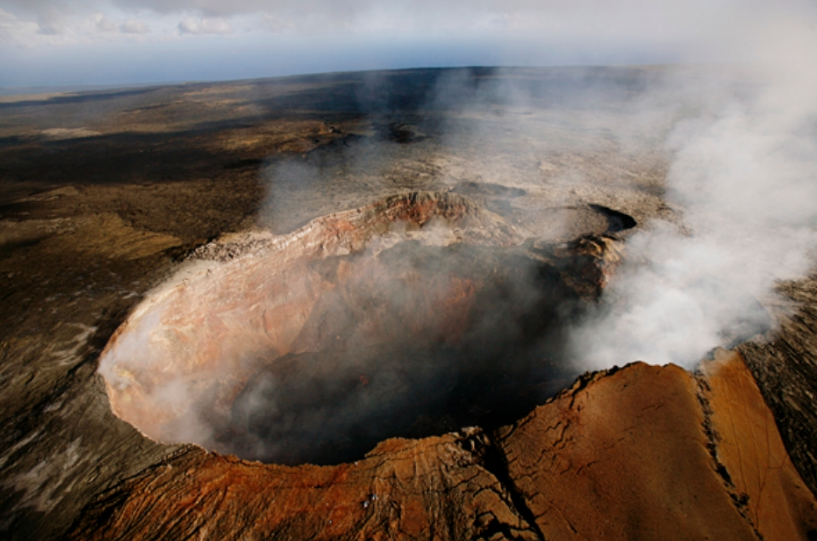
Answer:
1;67;816;540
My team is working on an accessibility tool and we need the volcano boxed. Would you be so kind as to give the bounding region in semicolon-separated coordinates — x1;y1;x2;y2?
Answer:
1;67;817;541
99;191;622;464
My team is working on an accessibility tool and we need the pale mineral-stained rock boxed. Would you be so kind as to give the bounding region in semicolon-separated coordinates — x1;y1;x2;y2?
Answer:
96;191;520;446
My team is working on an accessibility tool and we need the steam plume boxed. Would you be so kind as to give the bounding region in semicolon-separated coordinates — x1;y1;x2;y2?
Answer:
569;31;817;369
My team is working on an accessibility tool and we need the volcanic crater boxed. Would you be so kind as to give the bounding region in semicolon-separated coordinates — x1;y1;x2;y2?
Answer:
100;191;624;465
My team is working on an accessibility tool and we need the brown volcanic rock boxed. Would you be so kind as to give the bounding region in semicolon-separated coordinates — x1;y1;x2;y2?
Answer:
66;434;539;541
497;362;759;541
701;349;817;541
495;354;817;541
740;274;817;496
65;354;817;540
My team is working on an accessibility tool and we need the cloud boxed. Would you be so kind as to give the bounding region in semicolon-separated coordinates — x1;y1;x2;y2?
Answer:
0;7;23;34
1;0;812;44
92;14;118;32
0;6;80;48
2;0;817;88
121;19;149;33
178;16;232;34
114;0;371;19
36;8;69;35
259;13;294;33
0;0;812;68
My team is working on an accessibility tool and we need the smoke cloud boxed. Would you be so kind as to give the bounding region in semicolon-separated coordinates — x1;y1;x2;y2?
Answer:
569;28;817;369
177;16;231;34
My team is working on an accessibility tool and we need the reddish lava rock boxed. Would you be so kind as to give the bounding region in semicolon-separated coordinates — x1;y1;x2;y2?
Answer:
67;352;817;540
496;355;817;541
701;349;817;541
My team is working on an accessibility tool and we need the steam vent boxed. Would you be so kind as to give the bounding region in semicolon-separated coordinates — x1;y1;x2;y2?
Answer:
2;67;817;541
99;191;621;465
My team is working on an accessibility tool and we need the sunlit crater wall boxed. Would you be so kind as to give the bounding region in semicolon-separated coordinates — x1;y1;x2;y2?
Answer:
98;187;629;464
98;192;526;456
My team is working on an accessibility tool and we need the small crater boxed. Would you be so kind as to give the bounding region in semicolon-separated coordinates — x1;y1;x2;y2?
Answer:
589;204;637;233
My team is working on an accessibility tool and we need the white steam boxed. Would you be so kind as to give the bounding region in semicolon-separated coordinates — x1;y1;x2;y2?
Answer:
569;32;817;369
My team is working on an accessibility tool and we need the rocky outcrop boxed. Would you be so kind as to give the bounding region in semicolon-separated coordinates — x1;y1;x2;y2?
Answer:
701;349;817;541
740;274;817;497
65;352;817;540
190;191;521;263
498;351;817;541
65;436;539;541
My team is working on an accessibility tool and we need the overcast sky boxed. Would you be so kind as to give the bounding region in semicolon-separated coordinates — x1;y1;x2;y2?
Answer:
1;0;816;88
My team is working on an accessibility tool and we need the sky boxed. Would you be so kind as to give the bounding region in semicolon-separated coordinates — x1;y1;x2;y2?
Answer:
1;0;816;88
